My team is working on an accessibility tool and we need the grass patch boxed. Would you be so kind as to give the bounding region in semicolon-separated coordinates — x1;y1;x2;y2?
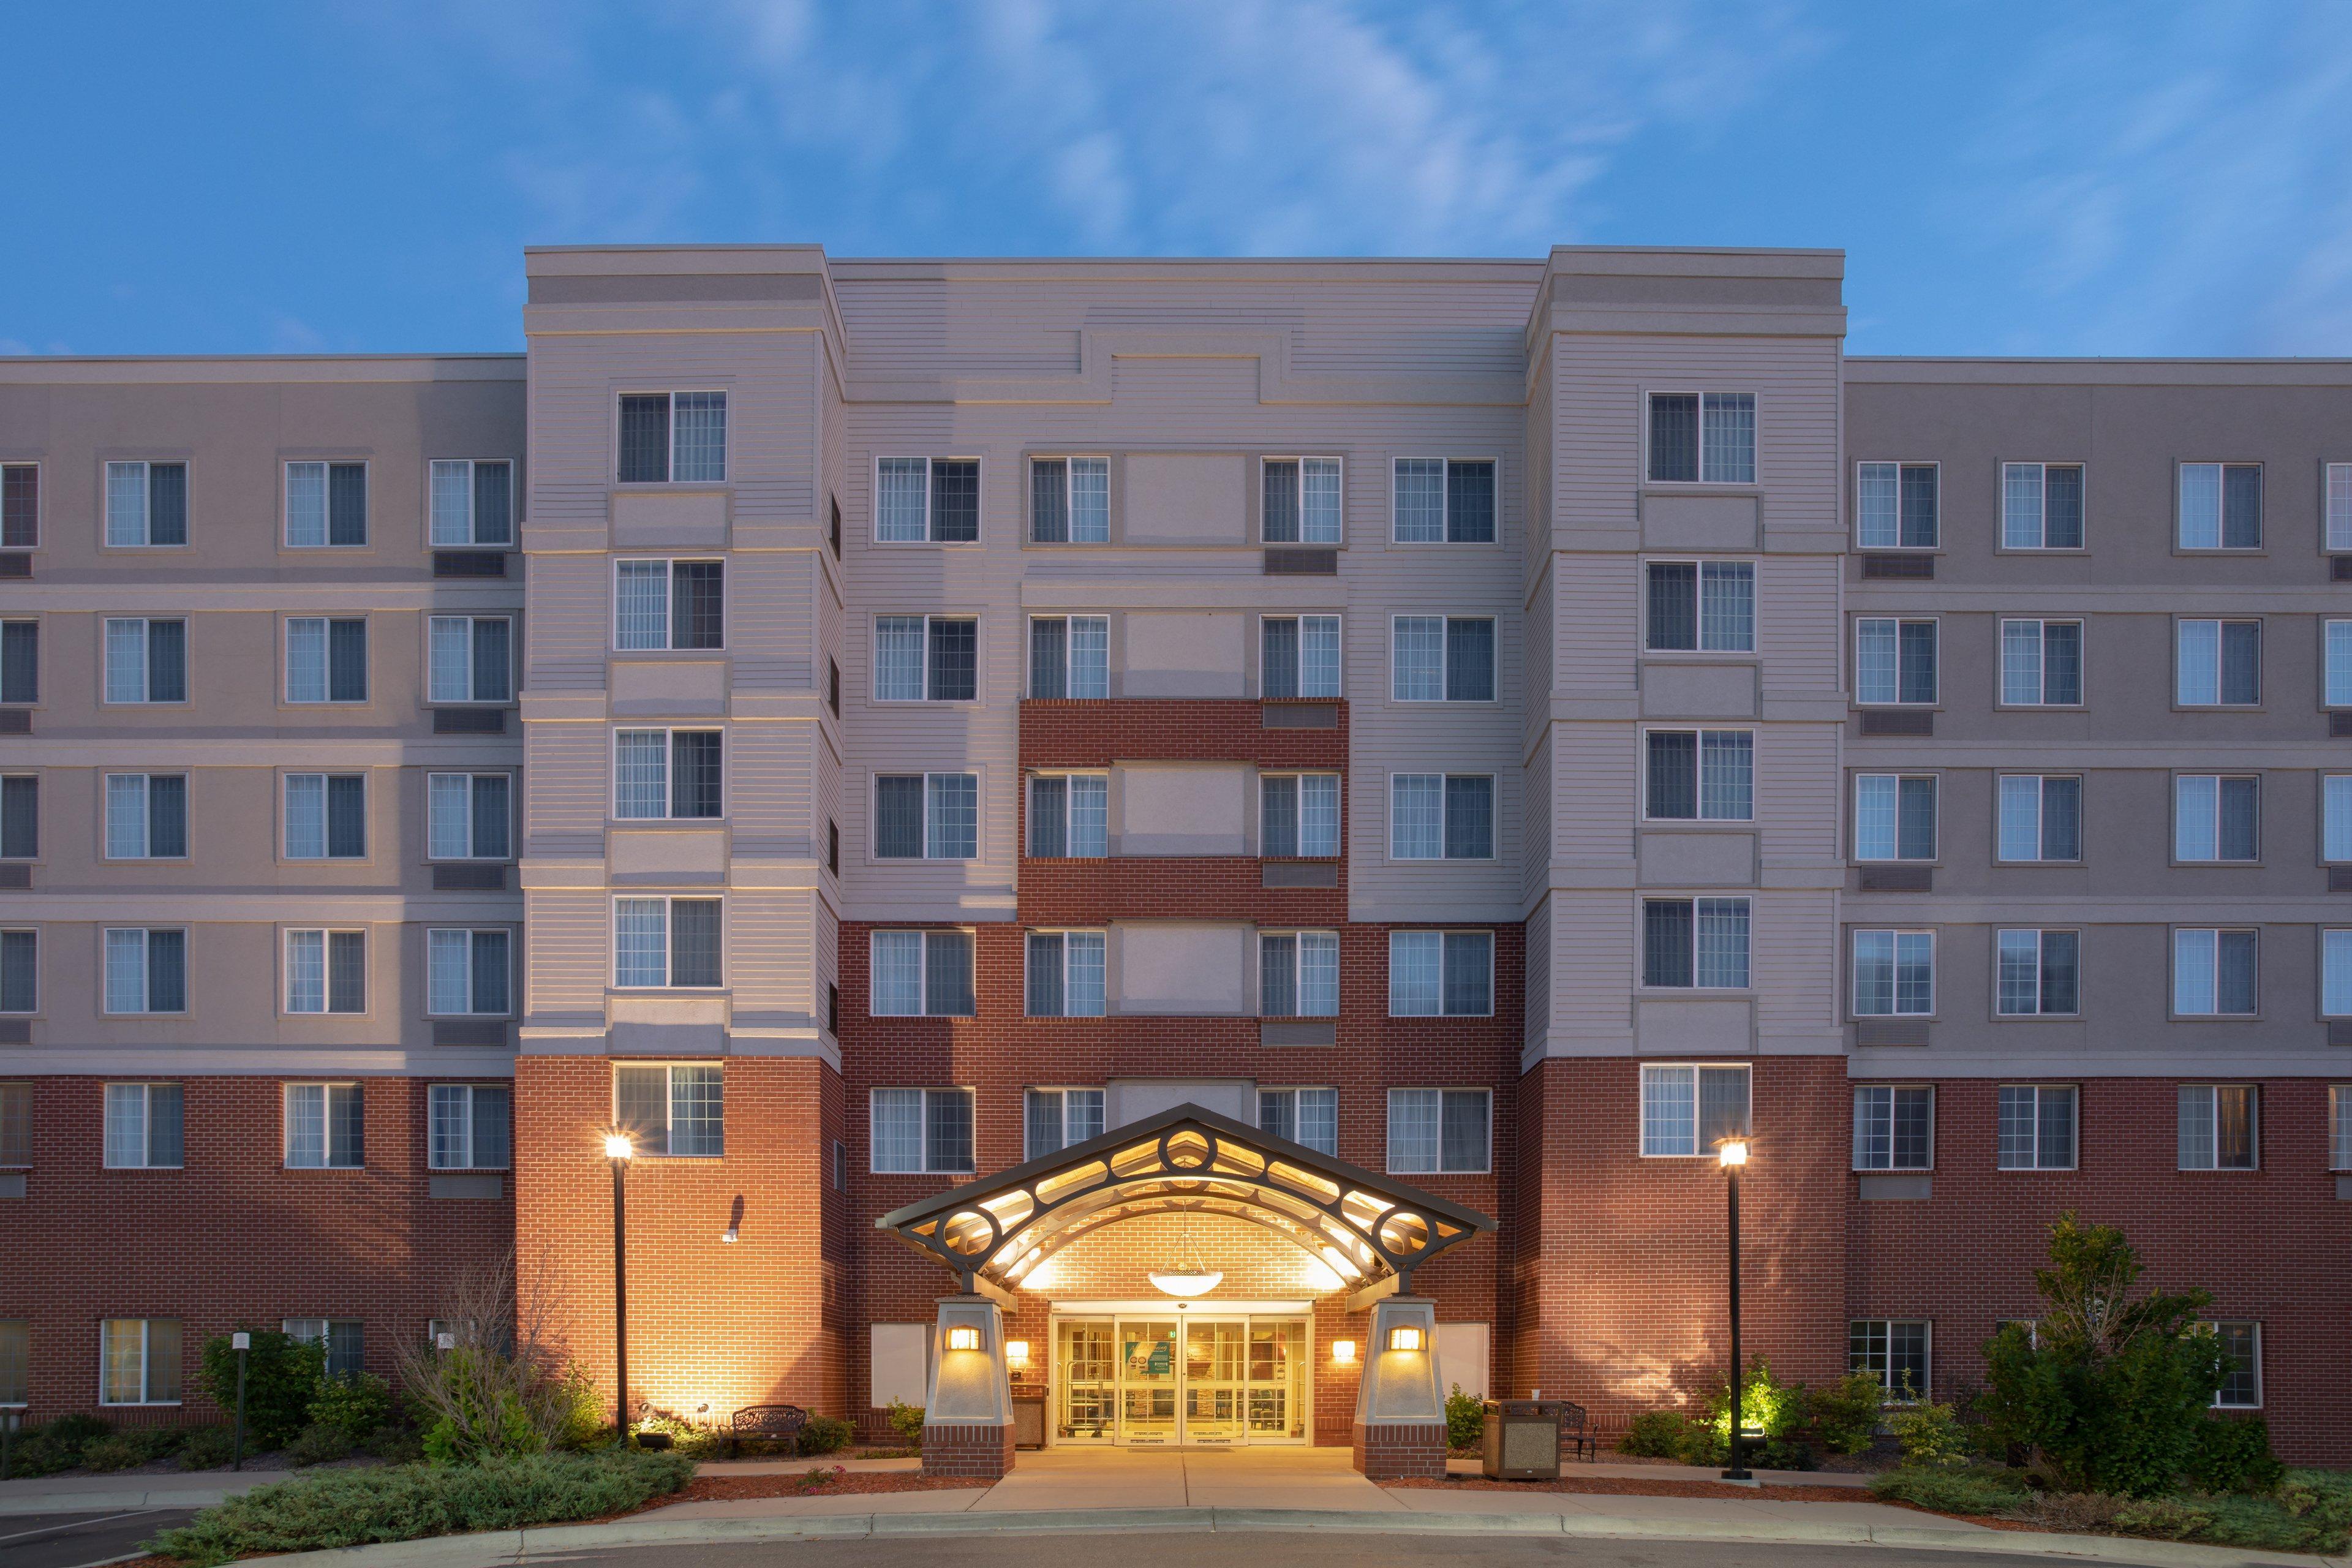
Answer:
145;1449;694;1567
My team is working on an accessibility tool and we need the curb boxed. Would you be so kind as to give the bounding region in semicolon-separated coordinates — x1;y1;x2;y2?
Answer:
202;1505;2352;1568
0;1488;258;1515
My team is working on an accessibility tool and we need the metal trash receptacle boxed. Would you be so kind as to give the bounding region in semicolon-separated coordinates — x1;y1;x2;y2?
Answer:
1481;1398;1564;1479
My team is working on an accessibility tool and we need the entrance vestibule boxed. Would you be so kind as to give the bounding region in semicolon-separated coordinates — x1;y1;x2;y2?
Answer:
1051;1305;1310;1446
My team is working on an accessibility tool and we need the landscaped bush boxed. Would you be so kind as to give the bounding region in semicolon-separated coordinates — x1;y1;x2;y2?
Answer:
78;1434;146;1472
1808;1370;1884;1456
884;1400;925;1444
1887;1396;1972;1469
365;1422;428;1464
3;1413;113;1477
1695;1357;1814;1469
145;1449;695;1567
308;1371;393;1443
198;1332;327;1451
1869;1463;2030;1515
178;1427;238;1471
1616;1410;1695;1458
2182;1414;2284;1495
799;1414;855;1455
284;1422;354;1468
1870;1466;2352;1555
1444;1385;1485;1452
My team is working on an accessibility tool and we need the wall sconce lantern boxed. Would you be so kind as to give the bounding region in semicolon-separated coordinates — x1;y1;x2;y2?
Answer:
1331;1339;1357;1365
1005;1340;1031;1366
946;1326;981;1352
1387;1325;1425;1353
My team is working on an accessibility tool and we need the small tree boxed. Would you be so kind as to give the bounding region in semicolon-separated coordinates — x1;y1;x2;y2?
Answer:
398;1250;605;1464
1978;1213;2225;1496
198;1332;325;1449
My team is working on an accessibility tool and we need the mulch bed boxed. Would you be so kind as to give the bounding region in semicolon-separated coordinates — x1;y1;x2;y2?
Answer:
1393;1474;1876;1502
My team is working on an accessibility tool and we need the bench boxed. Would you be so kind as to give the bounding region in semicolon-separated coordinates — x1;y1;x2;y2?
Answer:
1558;1401;1600;1463
726;1403;809;1458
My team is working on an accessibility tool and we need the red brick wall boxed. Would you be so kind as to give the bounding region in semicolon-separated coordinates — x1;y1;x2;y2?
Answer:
0;1076;512;1424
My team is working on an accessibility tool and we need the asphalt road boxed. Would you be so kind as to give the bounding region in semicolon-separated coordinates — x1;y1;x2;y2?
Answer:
0;1509;195;1568
538;1535;2126;1568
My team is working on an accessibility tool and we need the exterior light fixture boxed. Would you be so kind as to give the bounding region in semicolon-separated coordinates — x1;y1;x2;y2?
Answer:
1387;1325;1424;1353
1005;1340;1031;1366
946;1326;980;1351
604;1133;635;1161
1148;1268;1223;1298
1719;1133;1752;1482
1717;1137;1749;1168
1331;1340;1357;1364
721;1226;739;1244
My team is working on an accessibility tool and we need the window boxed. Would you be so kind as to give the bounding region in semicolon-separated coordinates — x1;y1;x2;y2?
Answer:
0;1085;24;1166
1028;616;1107;699
614;1063;725;1157
1027;774;1106;858
875;774;979;859
618;392;726;484
1389;931;1493;1017
1392;458;1495;543
2176;620;2261;706
1390;616;1494;701
1997;775;2082;862
829;659;840;715
1645;730;1752;821
1642;898;1751;989
876;456;979;543
1852;929;1934;1016
2329;464;2352;552
1645;561;1755;653
104;774;187;861
2179;1084;2258;1169
1650;393;1755;485
0;620;35;705
286;930;366;1014
1850;1321;1929;1400
284;461;368;547
284;774;366;860
2175;775;2259;862
1853;1085;1932;1170
612;898;722;989
428;1084;511;1170
1387;1088;1490;1174
1264;457;1343;544
1855;618;1937;704
2326;622;2352;709
104;461;189;547
103;1083;183;1169
428;930;510;1016
429;459;514;546
282;1319;365;1380
285;617;368;703
428;773;512;859
874;614;978;701
2178;462;2261;549
869;930;976;1017
1031;456;1110;543
103;618;186;704
2332;1084;2352;1170
1640;1064;1750;1156
100;1319;179;1405
1259;1087;1338;1155
829;821;839;875
612;731;722;821
1998;1085;2078;1170
1856;462;1939;549
0;1318;23;1406
1261;773;1340;858
613;560;724;651
1;775;34;859
0;934;32;1014
1025;1087;1105;1158
1996;930;2079;1017
1262;615;1341;698
1260;932;1339;1017
1854;774;1937;862
1026;931;1106;1017
2209;1322;2261;1409
833;1139;846;1189
2000;462;2086;549
1390;774;1493;860
1999;620;2082;706
871;1087;974;1174
2174;930;2258;1016
428;616;512;704
2328;932;2352;1017
285;1083;364;1169
104;929;186;1014
2;461;37;548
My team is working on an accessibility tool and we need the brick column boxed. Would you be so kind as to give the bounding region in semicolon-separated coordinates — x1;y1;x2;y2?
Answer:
1349;1295;1447;1480
920;1294;1015;1480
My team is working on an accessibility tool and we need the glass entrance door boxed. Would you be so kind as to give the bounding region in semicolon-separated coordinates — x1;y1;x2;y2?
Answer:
1051;1313;1311;1446
1181;1320;1247;1445
1055;1319;1115;1444
1118;1319;1179;1446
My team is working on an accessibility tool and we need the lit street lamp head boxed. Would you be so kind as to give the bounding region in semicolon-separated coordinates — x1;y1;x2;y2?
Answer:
604;1133;634;1161
1717;1137;1749;1168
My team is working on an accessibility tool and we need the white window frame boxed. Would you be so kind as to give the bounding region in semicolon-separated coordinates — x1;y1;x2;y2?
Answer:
427;458;516;547
1026;614;1110;699
284;929;368;1016
867;929;976;1017
1997;1084;2079;1172
427;928;511;1017
428;1082;511;1170
2173;774;2260;864
611;557;725;652
103;1082;183;1170
2329;1083;2352;1172
2324;620;2352;709
1850;928;1936;1018
103;460;186;549
1638;896;1754;992
1997;618;2084;707
426;614;513;705
1259;612;1343;699
1996;774;2082;864
102;927;186;1016
1384;1087;1491;1175
1389;456;1498;544
1262;455;1344;545
2328;462;2352;553
1853;616;1938;706
0;928;36;1015
873;772;980;861
1029;454;1111;543
1641;727;1755;823
282;459;369;549
2178;1083;2260;1170
1643;558;1757;654
2207;1321;2263;1409
1852;772;1938;863
1388;772;1496;861
427;772;512;860
1026;771;1108;859
1025;929;1107;1018
1385;929;1495;1018
1638;1062;1752;1158
1855;461;1940;549
282;771;367;862
1999;461;2087;551
2174;618;2261;707
282;616;367;705
1259;771;1342;859
102;617;184;706
1387;614;1496;703
874;455;982;545
283;1081;364;1169
616;391;728;485
872;613;981;703
0;459;37;551
104;772;185;862
1850;1319;1932;1402
2328;776;2352;864
1257;1085;1340;1156
611;896;724;990
2173;928;2260;1019
610;729;723;823
869;1086;976;1174
1649;392;1757;486
612;1061;726;1158
1851;1084;1934;1172
1994;928;2081;1018
2324;929;2352;1019
97;1319;180;1406
2177;461;2262;551
1023;1086;1107;1158
1258;930;1340;1018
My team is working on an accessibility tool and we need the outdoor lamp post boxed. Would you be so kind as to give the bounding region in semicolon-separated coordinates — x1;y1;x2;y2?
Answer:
1717;1136;1751;1481
605;1132;635;1447
230;1331;251;1471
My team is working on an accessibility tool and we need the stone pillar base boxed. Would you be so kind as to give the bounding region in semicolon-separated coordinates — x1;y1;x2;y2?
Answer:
1352;1419;1448;1480
922;1422;1016;1480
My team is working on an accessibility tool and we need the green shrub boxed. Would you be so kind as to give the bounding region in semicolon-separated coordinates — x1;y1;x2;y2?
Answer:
884;1400;925;1444
1888;1396;1972;1468
1444;1385;1485;1452
799;1414;854;1455
285;1423;354;1468
2111;1497;2215;1539
365;1423;426;1464
1809;1370;1884;1455
1617;1410;1694;1457
9;1412;115;1476
146;1449;696;1568
1869;1463;2030;1516
178;1427;238;1471
79;1434;146;1472
2183;1414;2283;1494
199;1332;326;1451
45;1412;115;1450
1694;1357;1813;1469
308;1371;393;1443
2018;1490;2128;1534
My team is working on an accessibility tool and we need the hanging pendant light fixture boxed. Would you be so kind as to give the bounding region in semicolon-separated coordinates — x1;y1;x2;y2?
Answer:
1149;1200;1224;1298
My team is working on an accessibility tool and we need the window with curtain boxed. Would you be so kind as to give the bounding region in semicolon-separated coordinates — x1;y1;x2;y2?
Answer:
428;616;512;703
428;929;510;1016
870;1087;974;1173
873;614;977;701
104;928;186;1014
1853;774;1937;861
1;774;36;861
611;731;720;821
1644;730;1752;821
284;461;368;547
1261;615;1341;698
614;1064;724;1156
103;617;186;704
1852;929;1934;1016
104;461;188;547
1028;615;1108;698
1852;1085;1932;1170
612;559;723;651
429;459;514;546
2173;929;2258;1017
284;1082;364;1168
1259;932;1340;1017
1386;1088;1489;1173
1391;458;1494;543
1640;1064;1749;1157
2174;619;2260;705
1641;898;1751;990
283;774;366;860
1027;774;1107;858
875;774;978;860
1026;930;1106;1017
1645;560;1755;652
2328;464;2352;552
1258;1087;1339;1156
2174;775;2258;862
285;930;366;1014
868;930;974;1017
1855;618;1937;704
1030;456;1111;543
284;617;368;703
1261;773;1341;858
1999;619;2082;706
1651;393;1755;484
875;456;979;543
1390;616;1493;701
2177;462;2261;549
103;1083;184;1169
1996;775;2081;862
1856;462;1939;549
1997;1085;2078;1170
104;774;187;861
2000;462;2085;549
612;899;720;989
1264;457;1344;544
428;772;511;859
1024;1088;1106;1158
1;462;36;549
0;932;34;1015
1996;929;2079;1016
428;1084;511;1170
1387;930;1493;1017
0;620;36;705
1390;774;1492;860
99;1319;181;1405
2177;1084;2256;1169
617;392;726;484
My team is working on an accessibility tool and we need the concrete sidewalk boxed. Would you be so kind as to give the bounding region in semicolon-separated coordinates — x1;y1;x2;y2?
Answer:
0;1467;296;1515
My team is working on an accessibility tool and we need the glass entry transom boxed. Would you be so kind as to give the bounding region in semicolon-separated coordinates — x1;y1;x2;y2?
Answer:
1054;1312;1308;1446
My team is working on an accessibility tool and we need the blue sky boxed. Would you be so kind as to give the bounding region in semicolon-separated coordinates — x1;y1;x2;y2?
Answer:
3;0;2348;358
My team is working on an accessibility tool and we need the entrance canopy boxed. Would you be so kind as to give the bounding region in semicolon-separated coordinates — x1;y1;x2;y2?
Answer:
877;1102;1493;1298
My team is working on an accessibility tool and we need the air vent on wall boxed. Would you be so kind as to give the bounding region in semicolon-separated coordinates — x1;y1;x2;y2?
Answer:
433;864;508;891
1860;554;1935;579
434;708;507;734
433;551;507;578
2331;1020;2352;1047
1857;865;1932;892
1261;703;1338;729
2330;866;2352;894
432;1020;511;1048
2332;712;2352;739
1852;1021;1930;1048
1858;709;1934;737
0;865;28;889
0;554;29;579
2334;556;2352;582
1263;548;1338;575
0;710;28;735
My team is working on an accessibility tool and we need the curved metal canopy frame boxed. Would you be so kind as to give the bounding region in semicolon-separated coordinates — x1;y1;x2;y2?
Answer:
876;1102;1494;1295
